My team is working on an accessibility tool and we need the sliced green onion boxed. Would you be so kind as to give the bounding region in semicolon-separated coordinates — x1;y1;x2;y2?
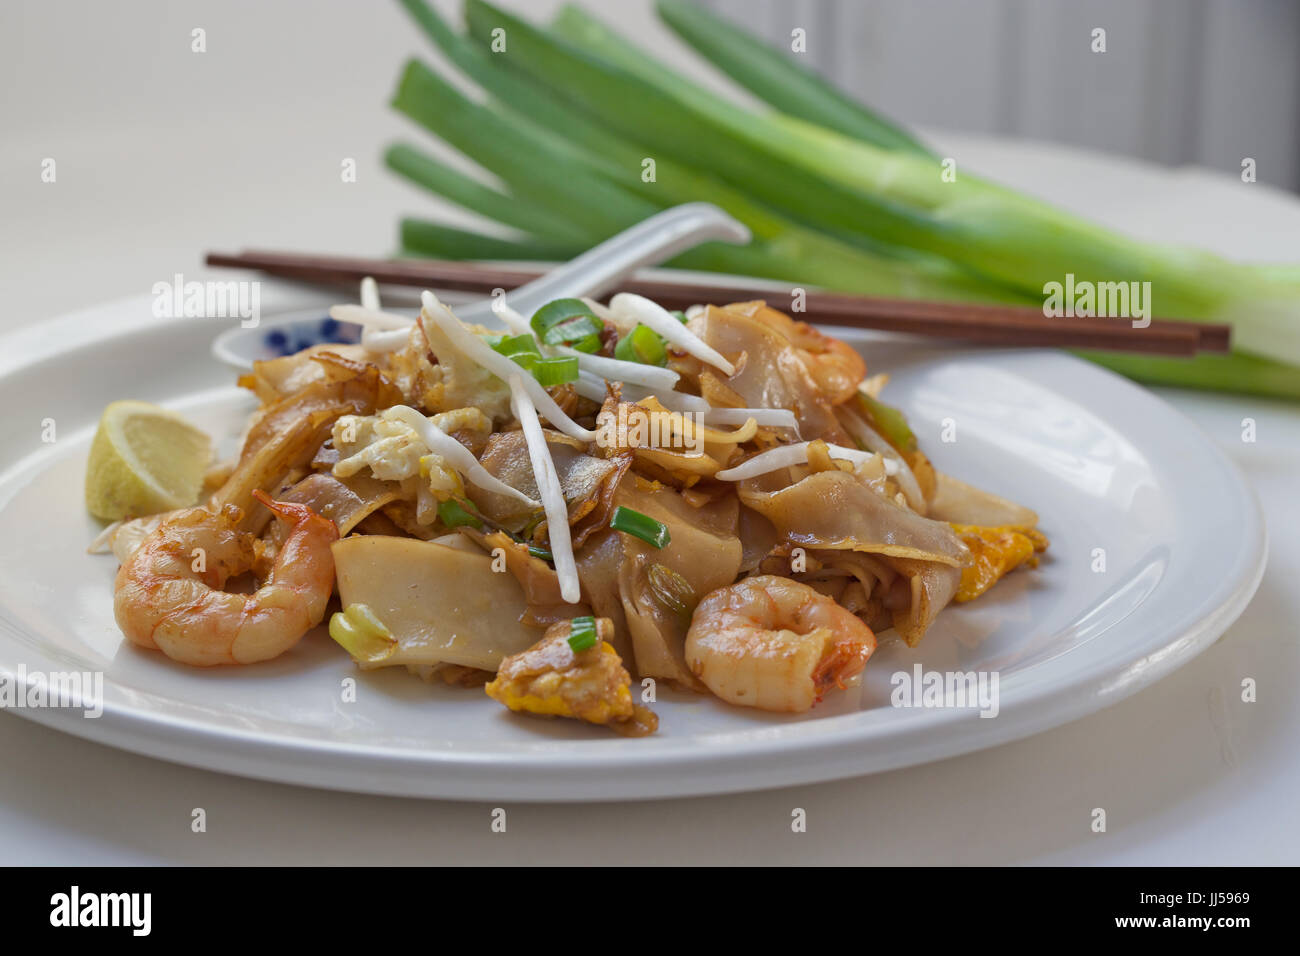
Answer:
531;355;580;386
437;497;483;530
527;544;553;562
567;615;598;652
609;505;670;549
613;323;669;366
856;393;916;454
531;298;604;352
492;333;542;359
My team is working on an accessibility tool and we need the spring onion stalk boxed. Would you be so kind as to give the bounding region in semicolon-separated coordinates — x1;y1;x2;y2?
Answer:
466;1;945;253
609;505;671;549
392;59;658;237
421;291;597;441
385;404;540;506
400;219;584;262
1077;350;1300;401
393;2;1027;303
546;5;1263;309
855;392;918;453
566;615;599;652
653;0;931;155
716;442;901;481
386;143;593;244
437;498;483;530
538;3;1300;362
386;0;1300;398
509;374;582;604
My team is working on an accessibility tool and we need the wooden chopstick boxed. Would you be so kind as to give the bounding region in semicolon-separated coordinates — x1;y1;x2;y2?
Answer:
205;250;1230;356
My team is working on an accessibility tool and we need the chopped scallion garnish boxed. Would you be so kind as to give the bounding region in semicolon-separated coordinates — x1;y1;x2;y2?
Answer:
567;615;598;652
492;333;542;359
530;298;603;353
613;323;668;366
531;355;580;386
437;497;483;530
609;505;670;548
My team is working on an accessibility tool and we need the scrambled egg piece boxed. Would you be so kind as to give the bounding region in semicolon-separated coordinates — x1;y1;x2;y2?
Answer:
485;619;658;736
951;524;1049;603
386;322;513;423
332;406;490;497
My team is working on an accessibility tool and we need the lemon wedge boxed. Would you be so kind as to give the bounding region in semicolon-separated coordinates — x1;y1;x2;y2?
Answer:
85;400;212;521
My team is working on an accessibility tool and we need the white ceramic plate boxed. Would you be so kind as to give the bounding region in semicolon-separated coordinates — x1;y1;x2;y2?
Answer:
0;285;1265;801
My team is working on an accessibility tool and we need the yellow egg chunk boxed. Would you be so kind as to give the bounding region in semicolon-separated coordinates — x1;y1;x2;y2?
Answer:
486;618;658;736
951;524;1049;603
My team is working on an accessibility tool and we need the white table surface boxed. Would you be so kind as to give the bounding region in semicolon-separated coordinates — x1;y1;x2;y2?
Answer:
2;0;1298;865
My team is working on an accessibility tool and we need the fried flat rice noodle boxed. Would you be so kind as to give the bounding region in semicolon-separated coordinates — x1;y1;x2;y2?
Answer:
213;359;402;532
237;346;374;404
687;303;853;444
577;480;741;688
469;430;624;537
272;472;401;537
926;472;1040;528
462;528;593;627
739;470;969;565
739;469;970;646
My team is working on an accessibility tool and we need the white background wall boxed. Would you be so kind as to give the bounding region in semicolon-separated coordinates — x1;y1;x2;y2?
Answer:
704;0;1300;189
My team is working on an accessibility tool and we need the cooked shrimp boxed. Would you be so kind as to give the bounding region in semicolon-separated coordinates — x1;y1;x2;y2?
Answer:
685;574;875;712
113;490;338;666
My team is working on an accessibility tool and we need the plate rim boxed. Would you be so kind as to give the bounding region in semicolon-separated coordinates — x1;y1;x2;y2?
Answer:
0;290;1268;801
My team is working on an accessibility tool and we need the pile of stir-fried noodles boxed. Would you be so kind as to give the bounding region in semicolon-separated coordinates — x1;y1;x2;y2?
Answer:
101;286;1048;736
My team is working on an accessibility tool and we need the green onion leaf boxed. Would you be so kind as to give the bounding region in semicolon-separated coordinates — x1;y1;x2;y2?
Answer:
669;309;689;323
492;333;543;359
609;505;671;548
527;544;554;562
856;393;917;454
531;298;604;352
531;355;580;386
613;323;669;366
567;615;599;652
437;498;484;530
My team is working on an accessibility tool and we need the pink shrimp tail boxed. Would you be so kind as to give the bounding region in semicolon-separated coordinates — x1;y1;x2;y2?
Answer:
251;489;334;532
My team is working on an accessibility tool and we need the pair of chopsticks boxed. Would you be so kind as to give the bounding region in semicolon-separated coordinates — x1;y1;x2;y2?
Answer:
205;250;1231;357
